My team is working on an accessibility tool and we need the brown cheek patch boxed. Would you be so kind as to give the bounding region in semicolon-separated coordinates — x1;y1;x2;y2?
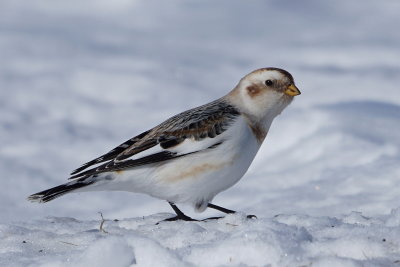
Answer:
246;85;262;98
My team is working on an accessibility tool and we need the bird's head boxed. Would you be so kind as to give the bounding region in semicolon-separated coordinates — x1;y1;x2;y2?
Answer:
227;68;301;122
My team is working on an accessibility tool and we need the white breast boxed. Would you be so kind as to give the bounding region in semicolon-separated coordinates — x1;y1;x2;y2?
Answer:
150;116;261;211
83;116;261;212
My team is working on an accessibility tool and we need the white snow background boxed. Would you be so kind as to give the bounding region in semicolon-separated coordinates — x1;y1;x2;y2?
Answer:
1;0;400;266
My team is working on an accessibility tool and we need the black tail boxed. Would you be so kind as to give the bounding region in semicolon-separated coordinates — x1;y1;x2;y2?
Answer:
27;178;95;203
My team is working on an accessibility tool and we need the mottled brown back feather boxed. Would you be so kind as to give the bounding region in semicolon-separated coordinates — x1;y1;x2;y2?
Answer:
69;98;240;180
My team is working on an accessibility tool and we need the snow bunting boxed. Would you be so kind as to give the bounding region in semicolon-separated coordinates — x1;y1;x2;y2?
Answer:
28;68;300;221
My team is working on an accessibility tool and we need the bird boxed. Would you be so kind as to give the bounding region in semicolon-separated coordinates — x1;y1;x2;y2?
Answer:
28;67;301;222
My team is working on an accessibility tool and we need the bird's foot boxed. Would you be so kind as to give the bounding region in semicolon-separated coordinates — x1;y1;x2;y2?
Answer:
206;203;257;219
157;214;198;224
165;214;197;222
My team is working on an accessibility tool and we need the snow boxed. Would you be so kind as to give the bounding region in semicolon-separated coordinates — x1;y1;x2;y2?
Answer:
1;0;400;266
2;213;400;266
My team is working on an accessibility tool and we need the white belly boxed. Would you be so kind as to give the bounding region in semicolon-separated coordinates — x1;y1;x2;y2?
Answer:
84;117;261;212
146;117;260;211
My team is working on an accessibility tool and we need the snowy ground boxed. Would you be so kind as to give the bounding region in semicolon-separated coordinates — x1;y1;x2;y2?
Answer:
1;0;400;266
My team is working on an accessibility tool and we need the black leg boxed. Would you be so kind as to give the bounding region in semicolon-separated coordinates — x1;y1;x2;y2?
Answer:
160;202;197;222
207;203;236;214
207;203;257;219
158;202;257;224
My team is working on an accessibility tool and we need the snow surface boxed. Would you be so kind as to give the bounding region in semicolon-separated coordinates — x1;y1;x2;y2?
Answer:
1;0;400;266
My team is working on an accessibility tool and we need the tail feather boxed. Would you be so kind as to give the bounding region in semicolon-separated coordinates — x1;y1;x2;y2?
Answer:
27;178;95;203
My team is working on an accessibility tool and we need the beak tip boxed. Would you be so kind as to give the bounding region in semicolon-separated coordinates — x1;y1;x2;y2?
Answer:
285;84;301;96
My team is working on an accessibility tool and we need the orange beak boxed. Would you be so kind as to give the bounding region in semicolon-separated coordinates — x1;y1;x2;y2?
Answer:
284;84;301;96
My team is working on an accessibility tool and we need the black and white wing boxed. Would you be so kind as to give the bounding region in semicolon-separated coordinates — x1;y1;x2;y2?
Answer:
69;99;240;180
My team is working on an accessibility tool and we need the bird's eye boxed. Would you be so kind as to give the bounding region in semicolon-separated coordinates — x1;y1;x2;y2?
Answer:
265;80;273;86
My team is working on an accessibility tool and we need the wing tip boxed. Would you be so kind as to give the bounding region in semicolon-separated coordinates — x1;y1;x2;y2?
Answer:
70;163;90;175
27;194;45;203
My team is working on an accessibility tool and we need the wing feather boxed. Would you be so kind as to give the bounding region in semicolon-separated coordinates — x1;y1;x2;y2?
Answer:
69;151;190;179
69;98;239;180
70;130;152;175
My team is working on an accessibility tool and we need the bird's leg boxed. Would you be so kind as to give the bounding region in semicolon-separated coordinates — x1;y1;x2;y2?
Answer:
206;203;257;219
199;203;232;221
207;203;236;214
162;202;198;222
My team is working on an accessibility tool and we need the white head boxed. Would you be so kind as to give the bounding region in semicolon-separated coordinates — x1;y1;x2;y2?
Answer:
227;68;300;122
